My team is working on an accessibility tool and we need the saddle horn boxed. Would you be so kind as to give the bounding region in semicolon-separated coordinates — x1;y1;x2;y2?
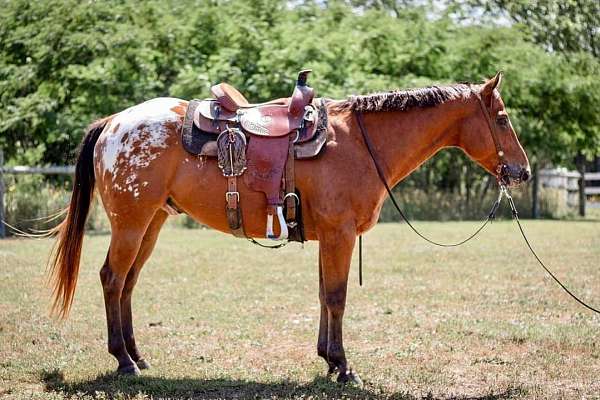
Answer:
289;70;314;117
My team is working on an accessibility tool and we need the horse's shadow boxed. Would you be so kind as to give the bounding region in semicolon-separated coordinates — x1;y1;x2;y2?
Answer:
41;369;523;400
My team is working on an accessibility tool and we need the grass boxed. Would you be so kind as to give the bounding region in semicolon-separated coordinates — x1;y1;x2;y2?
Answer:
1;220;599;399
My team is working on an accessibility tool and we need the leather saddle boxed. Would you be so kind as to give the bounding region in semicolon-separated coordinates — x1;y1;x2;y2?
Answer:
193;70;319;142
181;70;328;242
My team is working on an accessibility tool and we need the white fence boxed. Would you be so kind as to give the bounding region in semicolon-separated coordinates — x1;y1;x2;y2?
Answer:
539;168;600;209
0;150;75;238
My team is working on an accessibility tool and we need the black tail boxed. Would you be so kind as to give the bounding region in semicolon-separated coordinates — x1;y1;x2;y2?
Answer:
48;117;108;318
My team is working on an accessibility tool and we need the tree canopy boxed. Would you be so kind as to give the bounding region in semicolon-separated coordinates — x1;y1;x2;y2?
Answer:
1;0;598;178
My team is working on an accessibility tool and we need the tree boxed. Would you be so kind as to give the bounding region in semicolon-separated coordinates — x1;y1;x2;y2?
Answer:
468;0;599;57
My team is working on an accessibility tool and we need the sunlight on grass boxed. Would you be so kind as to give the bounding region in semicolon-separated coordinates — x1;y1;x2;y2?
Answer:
1;221;599;399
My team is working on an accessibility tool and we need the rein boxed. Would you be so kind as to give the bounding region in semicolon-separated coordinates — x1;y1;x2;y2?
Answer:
354;108;600;315
354;111;501;248
502;187;600;315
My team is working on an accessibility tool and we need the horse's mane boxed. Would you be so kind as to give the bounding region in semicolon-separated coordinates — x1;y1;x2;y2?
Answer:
334;83;472;113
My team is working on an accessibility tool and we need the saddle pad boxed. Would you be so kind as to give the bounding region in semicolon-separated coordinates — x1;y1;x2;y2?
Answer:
244;135;290;205
182;100;215;154
295;99;329;158
181;98;329;159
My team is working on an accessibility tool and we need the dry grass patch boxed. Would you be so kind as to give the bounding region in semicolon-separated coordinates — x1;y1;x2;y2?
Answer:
1;220;599;399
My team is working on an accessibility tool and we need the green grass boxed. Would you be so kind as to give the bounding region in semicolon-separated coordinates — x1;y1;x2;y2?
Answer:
1;220;600;399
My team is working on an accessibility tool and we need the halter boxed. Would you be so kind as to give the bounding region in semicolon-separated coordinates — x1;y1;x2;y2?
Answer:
470;86;507;181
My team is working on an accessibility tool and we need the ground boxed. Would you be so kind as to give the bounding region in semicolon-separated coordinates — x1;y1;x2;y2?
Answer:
1;220;599;399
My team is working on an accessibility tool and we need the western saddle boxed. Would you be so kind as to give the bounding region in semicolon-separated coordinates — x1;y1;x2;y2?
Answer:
181;70;328;242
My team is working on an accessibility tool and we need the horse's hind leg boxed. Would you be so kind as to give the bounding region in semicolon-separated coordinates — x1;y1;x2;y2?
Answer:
100;219;151;375
120;210;168;370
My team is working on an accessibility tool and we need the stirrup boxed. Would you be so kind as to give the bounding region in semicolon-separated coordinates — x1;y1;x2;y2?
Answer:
266;206;288;241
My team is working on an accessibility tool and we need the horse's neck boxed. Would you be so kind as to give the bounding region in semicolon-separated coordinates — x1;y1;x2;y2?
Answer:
358;100;466;186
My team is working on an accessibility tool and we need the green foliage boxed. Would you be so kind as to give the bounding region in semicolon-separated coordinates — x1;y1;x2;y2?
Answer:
0;0;598;222
469;0;600;57
379;185;575;222
3;175;67;232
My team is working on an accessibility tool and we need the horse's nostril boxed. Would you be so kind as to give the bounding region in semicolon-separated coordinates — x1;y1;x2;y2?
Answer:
521;169;530;182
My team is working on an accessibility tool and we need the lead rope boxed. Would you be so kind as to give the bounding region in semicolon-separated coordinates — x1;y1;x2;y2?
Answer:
502;186;600;315
359;235;363;286
356;108;600;313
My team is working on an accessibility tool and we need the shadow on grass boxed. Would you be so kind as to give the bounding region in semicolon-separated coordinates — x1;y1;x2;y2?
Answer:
42;369;525;400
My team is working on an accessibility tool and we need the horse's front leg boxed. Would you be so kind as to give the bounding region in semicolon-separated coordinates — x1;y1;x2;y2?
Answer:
317;252;336;374
318;226;361;384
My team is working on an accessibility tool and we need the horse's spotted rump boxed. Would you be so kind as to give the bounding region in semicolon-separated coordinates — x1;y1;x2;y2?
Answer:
94;97;185;197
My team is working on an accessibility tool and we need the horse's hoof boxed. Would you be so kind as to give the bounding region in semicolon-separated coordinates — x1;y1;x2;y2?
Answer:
117;364;141;376
136;359;151;370
336;369;363;387
327;363;338;375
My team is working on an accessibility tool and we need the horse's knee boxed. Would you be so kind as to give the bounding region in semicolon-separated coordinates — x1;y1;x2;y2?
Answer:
324;287;347;312
99;262;110;284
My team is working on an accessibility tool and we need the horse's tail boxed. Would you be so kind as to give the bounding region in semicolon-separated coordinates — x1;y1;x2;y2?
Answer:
48;117;108;318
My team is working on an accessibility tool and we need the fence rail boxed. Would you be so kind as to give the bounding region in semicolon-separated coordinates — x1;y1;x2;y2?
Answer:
1;165;75;175
584;172;600;196
0;149;75;238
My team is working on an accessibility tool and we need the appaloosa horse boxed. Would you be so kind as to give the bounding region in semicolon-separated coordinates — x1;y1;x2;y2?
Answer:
48;72;529;382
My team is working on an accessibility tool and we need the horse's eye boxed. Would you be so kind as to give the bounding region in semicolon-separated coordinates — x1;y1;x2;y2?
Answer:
496;116;509;128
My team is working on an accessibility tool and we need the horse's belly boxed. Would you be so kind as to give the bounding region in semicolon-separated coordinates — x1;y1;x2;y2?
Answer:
170;155;319;240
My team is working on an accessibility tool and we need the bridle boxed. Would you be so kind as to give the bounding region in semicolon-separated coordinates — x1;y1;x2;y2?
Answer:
470;86;510;185
355;92;600;315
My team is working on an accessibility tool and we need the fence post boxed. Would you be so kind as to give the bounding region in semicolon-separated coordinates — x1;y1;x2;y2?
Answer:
576;154;586;217
531;163;539;219
0;149;5;238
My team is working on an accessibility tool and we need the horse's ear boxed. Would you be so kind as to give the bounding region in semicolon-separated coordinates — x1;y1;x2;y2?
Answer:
492;71;503;91
482;71;503;104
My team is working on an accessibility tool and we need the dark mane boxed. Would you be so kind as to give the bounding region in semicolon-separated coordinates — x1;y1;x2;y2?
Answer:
335;84;472;113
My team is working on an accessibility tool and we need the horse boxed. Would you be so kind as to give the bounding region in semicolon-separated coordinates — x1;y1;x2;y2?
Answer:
48;72;529;382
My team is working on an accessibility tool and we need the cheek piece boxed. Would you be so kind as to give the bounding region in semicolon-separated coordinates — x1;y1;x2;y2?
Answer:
470;87;521;186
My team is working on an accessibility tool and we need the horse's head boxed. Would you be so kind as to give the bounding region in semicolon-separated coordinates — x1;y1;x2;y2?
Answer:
458;73;530;186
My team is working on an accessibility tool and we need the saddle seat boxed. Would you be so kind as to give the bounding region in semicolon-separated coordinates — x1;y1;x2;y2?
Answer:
210;82;288;111
194;101;313;139
195;69;316;139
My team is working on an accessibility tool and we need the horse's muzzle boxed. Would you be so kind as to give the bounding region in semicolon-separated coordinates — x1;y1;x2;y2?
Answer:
499;164;530;186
